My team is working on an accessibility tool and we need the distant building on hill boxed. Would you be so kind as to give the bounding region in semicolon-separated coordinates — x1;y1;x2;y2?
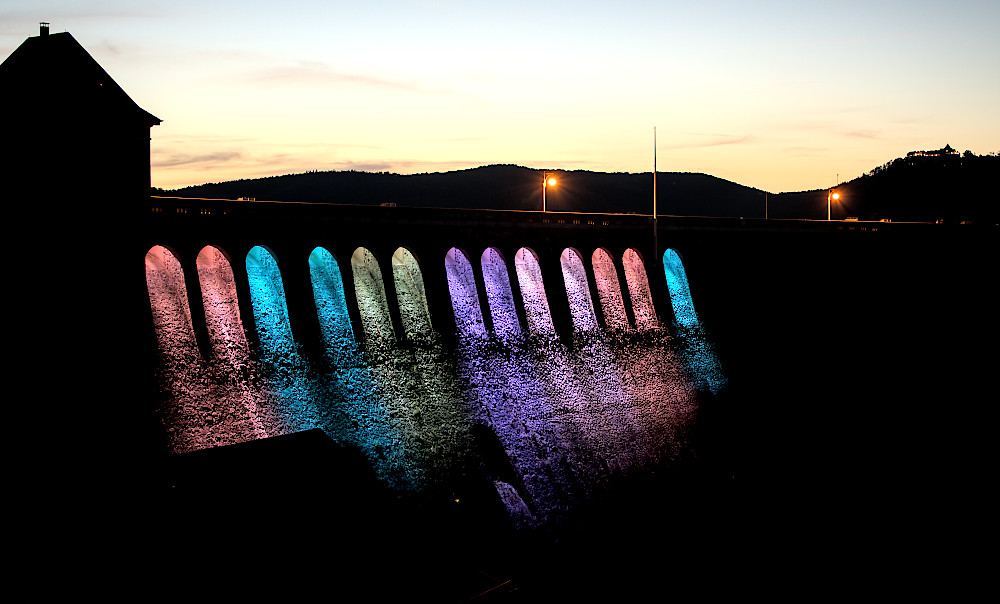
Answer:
906;144;958;158
0;22;160;208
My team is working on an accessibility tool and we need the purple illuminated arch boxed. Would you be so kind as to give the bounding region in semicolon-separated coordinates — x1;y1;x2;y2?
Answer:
482;247;520;340
445;247;486;339
514;247;555;336
560;247;598;332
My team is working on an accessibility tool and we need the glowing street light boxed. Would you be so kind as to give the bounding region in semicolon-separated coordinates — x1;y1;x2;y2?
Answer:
827;189;841;220
542;171;557;212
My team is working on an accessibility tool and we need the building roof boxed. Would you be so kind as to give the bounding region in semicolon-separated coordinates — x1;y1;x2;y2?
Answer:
0;25;161;128
906;144;958;158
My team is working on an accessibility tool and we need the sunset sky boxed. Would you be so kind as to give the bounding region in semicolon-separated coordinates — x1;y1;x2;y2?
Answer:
4;0;998;193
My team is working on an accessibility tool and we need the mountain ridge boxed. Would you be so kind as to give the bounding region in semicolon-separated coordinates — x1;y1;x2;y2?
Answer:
158;151;998;223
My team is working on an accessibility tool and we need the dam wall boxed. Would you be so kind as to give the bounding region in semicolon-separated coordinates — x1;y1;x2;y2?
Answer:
139;197;994;597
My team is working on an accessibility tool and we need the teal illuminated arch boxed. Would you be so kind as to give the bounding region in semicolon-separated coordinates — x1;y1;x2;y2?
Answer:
662;248;700;329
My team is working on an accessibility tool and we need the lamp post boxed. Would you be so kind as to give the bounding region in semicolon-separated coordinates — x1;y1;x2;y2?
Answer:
542;172;557;212
827;189;840;220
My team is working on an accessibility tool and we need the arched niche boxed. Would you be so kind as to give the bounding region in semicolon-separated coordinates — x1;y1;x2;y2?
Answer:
623;248;659;330
560;247;598;332
514;247;554;337
392;247;433;339
308;246;355;351
482;247;520;340
445;247;485;339
592;247;628;331
662;248;700;329
351;246;394;346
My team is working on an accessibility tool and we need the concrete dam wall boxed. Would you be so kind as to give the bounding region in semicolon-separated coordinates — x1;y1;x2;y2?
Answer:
140;199;994;598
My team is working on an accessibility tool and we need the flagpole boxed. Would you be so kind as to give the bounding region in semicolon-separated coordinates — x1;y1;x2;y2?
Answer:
653;127;658;269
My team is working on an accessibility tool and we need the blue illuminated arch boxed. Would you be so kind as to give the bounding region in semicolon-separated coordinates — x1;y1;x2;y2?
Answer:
662;248;700;329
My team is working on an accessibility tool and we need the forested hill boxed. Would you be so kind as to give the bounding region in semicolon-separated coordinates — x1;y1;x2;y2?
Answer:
762;150;997;223
830;150;997;223
160;151;999;223
161;165;767;217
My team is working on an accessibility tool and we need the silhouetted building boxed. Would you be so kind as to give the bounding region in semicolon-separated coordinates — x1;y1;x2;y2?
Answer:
1;23;160;207
906;144;958;158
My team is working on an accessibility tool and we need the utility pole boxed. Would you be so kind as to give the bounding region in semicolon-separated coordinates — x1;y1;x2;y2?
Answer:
653;127;658;268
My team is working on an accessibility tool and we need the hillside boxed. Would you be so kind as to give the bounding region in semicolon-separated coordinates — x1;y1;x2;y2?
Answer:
768;150;998;223
161;151;999;223
162;165;767;217
835;150;997;223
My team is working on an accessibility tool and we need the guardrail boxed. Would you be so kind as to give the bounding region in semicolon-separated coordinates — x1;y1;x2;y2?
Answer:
151;195;987;235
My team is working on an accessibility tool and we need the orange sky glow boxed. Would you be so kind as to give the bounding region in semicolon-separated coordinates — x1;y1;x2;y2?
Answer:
4;0;998;193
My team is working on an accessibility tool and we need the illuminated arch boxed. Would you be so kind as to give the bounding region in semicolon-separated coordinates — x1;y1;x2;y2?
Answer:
591;248;628;331
445;247;485;339
146;245;197;360
514;247;554;336
246;245;297;356
196;245;249;362
623;248;659;330
662;248;700;329
151;245;269;452
309;246;355;353
560;247;598;332
392;247;432;339
482;247;520;340
351;246;394;346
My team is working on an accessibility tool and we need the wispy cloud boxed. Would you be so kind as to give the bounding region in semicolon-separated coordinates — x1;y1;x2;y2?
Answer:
326;160;396;172
662;133;754;149
245;61;431;92
844;129;882;140
152;150;246;169
783;146;828;157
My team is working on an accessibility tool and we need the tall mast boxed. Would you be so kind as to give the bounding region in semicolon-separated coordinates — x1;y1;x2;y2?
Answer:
653;127;657;219
653;127;658;269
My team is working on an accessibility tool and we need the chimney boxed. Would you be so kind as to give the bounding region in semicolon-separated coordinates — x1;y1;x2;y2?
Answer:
40;22;50;37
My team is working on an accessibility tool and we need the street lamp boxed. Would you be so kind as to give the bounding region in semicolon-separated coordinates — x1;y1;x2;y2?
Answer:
542;172;557;212
827;189;840;220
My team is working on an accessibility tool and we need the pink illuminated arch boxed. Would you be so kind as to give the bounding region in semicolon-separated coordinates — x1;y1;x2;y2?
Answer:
623;248;659;330
197;245;249;361
592;248;628;331
146;245;198;359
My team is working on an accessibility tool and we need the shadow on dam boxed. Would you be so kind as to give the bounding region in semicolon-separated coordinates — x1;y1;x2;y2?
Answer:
139;225;993;601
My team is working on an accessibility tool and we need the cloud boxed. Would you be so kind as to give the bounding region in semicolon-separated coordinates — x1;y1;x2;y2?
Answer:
245;61;430;92
152;150;245;169
783;146;828;157
662;133;754;149
326;160;396;172
844;129;882;140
